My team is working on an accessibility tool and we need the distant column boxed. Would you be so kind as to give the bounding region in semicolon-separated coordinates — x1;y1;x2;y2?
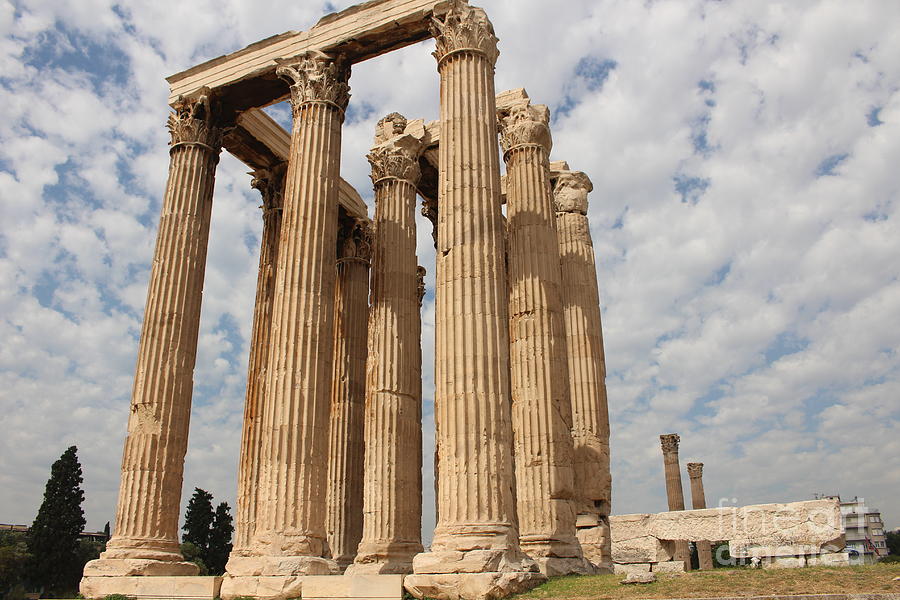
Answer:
500;98;584;576
325;216;372;571
553;168;612;570
660;434;691;571
687;462;713;570
349;113;424;574
234;50;350;577
84;90;223;578
406;2;545;598
231;164;286;557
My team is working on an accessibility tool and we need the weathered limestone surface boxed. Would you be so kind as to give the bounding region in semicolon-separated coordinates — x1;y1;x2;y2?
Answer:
304;574;404;599
81;576;222;599
687;462;713;570
224;51;348;590
83;92;223;581
659;434;691;570
348;114;424;574
325;216;372;570
407;3;544;598
552;166;612;570
499;94;585;577
610;499;845;566
231;165;286;556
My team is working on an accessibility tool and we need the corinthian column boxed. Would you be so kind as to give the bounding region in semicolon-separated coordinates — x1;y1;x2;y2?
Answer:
660;434;691;571
325;216;371;571
83;90;223;580
687;462;714;570
405;3;544;599
348;114;424;575
226;51;348;584
230;165;286;558
499;99;584;576
553;168;612;571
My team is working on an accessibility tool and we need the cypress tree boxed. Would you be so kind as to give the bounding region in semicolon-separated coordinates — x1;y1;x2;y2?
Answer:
26;446;86;596
206;502;234;575
181;488;214;556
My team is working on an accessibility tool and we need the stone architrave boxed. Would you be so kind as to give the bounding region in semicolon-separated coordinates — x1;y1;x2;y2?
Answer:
405;3;545;599
687;462;714;570
83;90;224;580
348;114;424;574
325;216;372;571
499;98;585;576
659;434;691;571
224;50;349;587
553;168;612;570
231;164;287;556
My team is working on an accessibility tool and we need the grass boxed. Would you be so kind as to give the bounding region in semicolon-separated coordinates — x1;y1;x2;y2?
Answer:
512;563;900;600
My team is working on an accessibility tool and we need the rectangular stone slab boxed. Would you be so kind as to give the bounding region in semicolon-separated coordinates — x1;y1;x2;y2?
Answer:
80;576;222;599
167;0;452;110
302;574;404;599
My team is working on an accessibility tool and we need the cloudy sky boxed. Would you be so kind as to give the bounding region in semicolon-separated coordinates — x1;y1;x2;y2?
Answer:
1;0;898;546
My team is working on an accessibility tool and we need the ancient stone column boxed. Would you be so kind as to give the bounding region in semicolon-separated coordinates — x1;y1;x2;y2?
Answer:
348;114;424;575
406;3;544;599
687;462;714;570
225;51;349;585
83;91;223;579
660;434;692;570
231;165;286;557
499;99;584;576
553;168;612;571
325;216;371;571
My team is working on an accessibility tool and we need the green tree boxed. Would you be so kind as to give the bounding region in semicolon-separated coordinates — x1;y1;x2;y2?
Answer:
181;488;214;556
886;530;900;556
206;502;234;575
0;530;31;596
25;446;87;596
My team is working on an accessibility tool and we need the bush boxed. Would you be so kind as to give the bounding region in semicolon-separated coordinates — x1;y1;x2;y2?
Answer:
878;554;900;563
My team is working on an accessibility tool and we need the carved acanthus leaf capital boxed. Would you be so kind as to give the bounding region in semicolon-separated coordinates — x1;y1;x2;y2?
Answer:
374;112;408;145
498;100;552;155
660;433;680;454
167;87;224;151
416;266;427;307
368;130;423;184
337;217;373;264
276;51;351;115
553;170;593;214
431;1;499;67
250;163;287;212
687;462;704;479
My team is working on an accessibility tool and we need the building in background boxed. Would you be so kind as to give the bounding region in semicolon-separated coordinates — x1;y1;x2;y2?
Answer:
818;496;889;564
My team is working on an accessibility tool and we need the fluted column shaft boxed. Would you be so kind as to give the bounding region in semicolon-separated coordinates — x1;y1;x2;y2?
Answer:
242;51;349;573
688;463;713;570
326;219;371;570
231;167;285;555
554;170;611;569
87;93;222;577
351;124;424;573
500;101;582;575
660;434;691;570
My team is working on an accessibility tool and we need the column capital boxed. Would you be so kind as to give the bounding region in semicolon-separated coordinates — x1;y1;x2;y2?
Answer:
416;266;427;307
250;163;287;213
498;100;552;156
430;0;499;67
367;129;423;186
167;87;224;153
660;433;680;454
276;50;351;115
687;462;704;479
553;170;593;215
337;217;373;265
421;197;438;248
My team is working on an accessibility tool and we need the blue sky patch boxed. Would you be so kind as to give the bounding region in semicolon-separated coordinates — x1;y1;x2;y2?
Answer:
815;153;849;177
867;106;883;127
673;174;710;204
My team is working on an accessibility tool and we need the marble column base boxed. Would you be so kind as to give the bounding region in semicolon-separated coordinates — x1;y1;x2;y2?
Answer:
404;571;546;600
346;541;423;575
225;554;339;577
219;575;304;600
82;558;199;577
